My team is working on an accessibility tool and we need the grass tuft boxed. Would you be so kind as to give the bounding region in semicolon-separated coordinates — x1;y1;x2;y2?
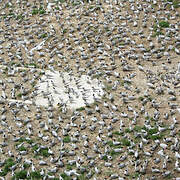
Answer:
159;21;170;28
12;170;27;179
63;136;71;143
0;158;15;176
76;107;85;111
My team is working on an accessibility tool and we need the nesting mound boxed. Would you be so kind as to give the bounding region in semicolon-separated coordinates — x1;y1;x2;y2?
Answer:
35;70;104;109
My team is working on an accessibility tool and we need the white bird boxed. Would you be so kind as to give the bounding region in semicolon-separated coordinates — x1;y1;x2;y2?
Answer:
173;117;177;124
160;143;167;149
31;163;36;172
44;123;49;131
48;119;53;124
175;160;179;168
112;105;118;111
24;159;32;165
127;106;133;112
94;167;101;174
40;169;45;176
48;148;53;155
8;150;13;157
151;167;160;173
49;167;57;173
163;161;167;169
157;150;165;157
39;160;47;165
176;62;180;74
27;128;32;135
96;135;102;142
59;175;63;180
134;150;139;158
144;151;152;157
52;130;57;137
175;152;180;159
103;101;109;108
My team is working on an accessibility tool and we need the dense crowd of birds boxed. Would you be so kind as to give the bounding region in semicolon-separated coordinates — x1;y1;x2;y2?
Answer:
0;0;180;179
34;70;105;109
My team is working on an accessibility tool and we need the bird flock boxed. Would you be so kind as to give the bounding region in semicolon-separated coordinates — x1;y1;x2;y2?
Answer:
35;70;105;109
0;0;180;179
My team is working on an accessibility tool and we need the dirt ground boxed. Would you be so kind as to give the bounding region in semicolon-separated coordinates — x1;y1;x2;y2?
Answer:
0;0;180;179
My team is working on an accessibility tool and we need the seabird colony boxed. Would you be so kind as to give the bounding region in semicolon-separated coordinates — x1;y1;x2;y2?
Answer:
0;0;180;179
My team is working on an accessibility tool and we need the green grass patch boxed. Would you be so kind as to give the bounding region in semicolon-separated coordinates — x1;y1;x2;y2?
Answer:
16;14;23;20
32;7;46;15
26;139;34;144
17;137;34;144
128;151;134;155
0;158;16;176
60;173;71;180
112;131;124;136
76;107;85;111
8;12;15;17
147;96;153;101
134;126;145;132
165;174;173;179
41;33;47;38
17;137;26;142
63;29;68;34
30;171;42;179
77;174;88;180
152;31;164;37
12;170;27;179
66;164;76;170
153;24;158;32
47;172;54;176
152;22;165;37
59;0;65;2
147;134;162;140
102;155;108;161
105;171;114;177
39;9;46;14
121;139;131;146
89;5;95;9
63;136;71;143
105;85;112;91
147;128;158;135
146;127;165;140
72;1;80;6
5;3;10;8
106;141;122;148
134;136;141;144
32;9;39;15
17;93;22;98
129;172;141;178
159;21;170;28
106;141;114;147
10;62;16;66
138;96;144;101
18;146;27;151
39;148;50;157
23;163;30;169
109;150;122;157
125;128;131;133
173;0;180;8
32;144;39;152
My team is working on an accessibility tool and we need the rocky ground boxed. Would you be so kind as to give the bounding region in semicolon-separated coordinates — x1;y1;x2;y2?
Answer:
0;0;180;179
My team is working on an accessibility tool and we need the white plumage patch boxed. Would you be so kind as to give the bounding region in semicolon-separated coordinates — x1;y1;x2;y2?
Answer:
35;70;104;109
